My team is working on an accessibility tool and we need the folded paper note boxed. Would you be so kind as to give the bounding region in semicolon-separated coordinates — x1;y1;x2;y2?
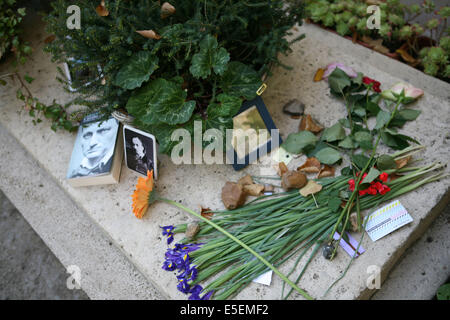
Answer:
333;232;365;258
364;200;413;242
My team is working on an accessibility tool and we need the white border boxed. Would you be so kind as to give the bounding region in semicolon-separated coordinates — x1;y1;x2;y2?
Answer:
123;124;158;180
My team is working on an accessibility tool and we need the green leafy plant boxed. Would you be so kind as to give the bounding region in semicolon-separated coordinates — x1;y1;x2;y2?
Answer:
0;0;32;65
305;0;449;82
44;0;305;154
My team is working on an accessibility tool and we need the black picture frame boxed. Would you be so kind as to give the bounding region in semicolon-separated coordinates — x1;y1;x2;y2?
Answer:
229;96;282;171
123;125;158;179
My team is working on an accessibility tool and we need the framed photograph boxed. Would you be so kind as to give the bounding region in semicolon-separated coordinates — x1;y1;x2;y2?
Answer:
63;57;103;92
229;96;282;171
123;125;158;179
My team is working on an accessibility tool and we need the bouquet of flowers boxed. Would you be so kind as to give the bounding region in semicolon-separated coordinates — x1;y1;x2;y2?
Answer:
131;64;447;300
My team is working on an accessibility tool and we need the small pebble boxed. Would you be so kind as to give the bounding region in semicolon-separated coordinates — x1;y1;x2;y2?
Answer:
282;99;304;117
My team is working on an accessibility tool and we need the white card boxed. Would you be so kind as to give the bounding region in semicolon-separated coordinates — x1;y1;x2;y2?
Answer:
364;200;413;242
252;271;273;286
272;147;294;165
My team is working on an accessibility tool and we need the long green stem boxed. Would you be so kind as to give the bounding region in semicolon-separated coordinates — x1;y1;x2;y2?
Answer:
159;198;314;300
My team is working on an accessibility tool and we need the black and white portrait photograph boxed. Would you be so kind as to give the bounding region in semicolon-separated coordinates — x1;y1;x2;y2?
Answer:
123;125;157;178
67;117;120;179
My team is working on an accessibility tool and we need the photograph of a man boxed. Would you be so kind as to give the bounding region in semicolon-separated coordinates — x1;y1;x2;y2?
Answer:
124;126;157;178
67;118;119;178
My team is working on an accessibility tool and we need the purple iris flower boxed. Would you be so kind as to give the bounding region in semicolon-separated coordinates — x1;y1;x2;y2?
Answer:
177;278;190;294
162;260;177;271
160;225;175;245
188;286;214;300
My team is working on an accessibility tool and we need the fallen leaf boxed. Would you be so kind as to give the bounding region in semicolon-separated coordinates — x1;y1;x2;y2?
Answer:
161;2;176;18
352;30;358;43
278;162;288;176
299;180;323;197
317;165;335;178
44;35;56;44
298;157;321;173
136;30;162;40
389;173;402;181
221;182;247;210
362;36;390;55
395;155;411;169
340;200;356;209
314;68;324;82
263;184;275;193
185;222;200;239
282;171;307;190
243;184;265;196
349;212;361;232
299;114;323;133
396;48;418;65
200;206;213;220
96;0;109;16
237;174;253;186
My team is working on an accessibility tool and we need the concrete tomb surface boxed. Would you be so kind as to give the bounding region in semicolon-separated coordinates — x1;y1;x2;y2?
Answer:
0;16;448;299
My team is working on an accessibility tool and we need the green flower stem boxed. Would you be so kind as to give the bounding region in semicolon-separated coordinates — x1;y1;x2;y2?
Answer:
328;97;404;256
159;198;314;300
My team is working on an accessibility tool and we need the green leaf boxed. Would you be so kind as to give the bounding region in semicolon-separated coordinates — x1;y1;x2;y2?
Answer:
338;136;358;149
354;131;372;142
362;167;381;184
114;51;159;90
381;128;420;150
397;109;421;121
315;147;342;165
305;140;328;158
322;122;346;142
352;154;371;170
375;110;391;130
437;283;450;300
206;94;242;131
377;154;396;170
328;68;351;94
126;78;196;126
190;35;230;79
366;101;381;116
24;74;34;84
328;196;342;212
281;131;318;154
220;62;261;100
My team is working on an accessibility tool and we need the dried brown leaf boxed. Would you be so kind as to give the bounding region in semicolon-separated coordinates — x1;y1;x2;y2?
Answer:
243;184;265;196
299;180;322;197
96;1;109;16
161;2;176;18
221;182;247;210
395;155;411;169
317;165;335;178
278;162;288;176
44;35;56;44
396;48;418;65
237;174;253;186
299;114;323;133
136;30;162;40
200;206;213;220
362;36;390;55
314;68;324;82
282;171;307;190
298;157;321;173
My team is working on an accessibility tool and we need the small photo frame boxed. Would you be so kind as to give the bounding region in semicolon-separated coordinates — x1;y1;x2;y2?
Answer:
229;96;282;171
63;58;103;92
123;125;158;179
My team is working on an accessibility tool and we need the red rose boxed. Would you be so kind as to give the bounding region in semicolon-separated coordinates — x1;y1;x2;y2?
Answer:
379;185;391;195
363;76;381;93
379;172;388;182
348;179;356;191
